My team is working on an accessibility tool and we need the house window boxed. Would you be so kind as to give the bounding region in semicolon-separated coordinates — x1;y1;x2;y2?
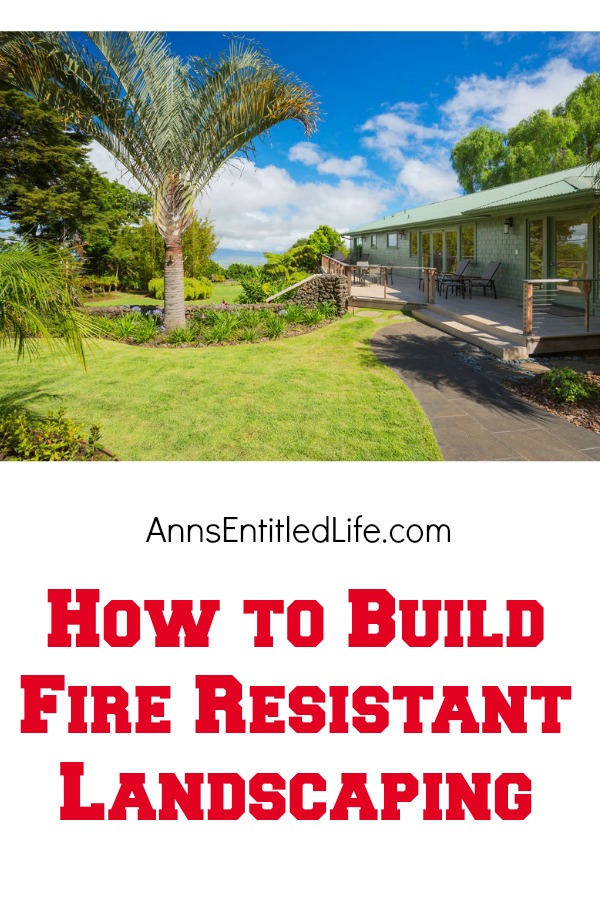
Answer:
370;234;377;247
461;225;475;259
354;237;363;253
387;232;398;248
409;230;418;257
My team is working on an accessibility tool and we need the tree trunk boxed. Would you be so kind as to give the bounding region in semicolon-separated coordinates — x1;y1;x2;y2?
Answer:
163;234;186;331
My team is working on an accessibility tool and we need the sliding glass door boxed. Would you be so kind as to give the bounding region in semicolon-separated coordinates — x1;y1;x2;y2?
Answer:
421;229;458;272
552;217;588;308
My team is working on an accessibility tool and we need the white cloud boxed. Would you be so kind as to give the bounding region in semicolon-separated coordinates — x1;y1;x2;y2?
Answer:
396;159;461;206
551;32;600;63
200;160;394;250
360;112;447;165
317;155;369;178
441;57;588;133
288;141;370;178
288;142;322;166
87;142;144;192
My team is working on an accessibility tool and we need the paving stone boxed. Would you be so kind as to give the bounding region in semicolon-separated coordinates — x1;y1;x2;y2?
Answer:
371;319;600;461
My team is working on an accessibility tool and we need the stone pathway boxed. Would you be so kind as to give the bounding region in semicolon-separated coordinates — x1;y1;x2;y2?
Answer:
371;319;600;461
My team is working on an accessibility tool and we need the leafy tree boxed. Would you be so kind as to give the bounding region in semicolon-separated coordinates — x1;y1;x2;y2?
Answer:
182;217;219;279
557;73;600;162
107;214;220;290
306;224;346;256
451;73;600;193
0;85;92;240
0;86;151;269
226;262;257;280
504;110;578;183
450;126;507;193
0;32;319;331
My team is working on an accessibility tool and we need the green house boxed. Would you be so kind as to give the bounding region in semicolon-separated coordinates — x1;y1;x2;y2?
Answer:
345;164;600;312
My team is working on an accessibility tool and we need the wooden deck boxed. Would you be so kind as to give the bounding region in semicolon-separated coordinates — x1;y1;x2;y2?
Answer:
349;274;600;358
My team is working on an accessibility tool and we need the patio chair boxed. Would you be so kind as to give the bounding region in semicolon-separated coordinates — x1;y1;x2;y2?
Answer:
437;259;471;297
364;266;381;286
354;261;369;285
331;251;348;262
462;261;501;298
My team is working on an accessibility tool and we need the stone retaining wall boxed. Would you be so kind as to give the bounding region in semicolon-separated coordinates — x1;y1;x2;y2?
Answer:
295;274;348;315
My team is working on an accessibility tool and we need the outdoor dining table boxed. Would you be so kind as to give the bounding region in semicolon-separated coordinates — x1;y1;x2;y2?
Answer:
351;264;393;287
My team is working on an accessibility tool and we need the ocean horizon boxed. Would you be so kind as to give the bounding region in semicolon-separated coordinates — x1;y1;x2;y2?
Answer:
213;248;267;268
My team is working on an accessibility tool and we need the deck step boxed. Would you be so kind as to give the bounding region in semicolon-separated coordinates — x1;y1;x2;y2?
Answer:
413;308;529;360
425;303;528;346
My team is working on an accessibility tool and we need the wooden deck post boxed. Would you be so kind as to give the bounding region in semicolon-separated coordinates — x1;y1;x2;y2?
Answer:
583;279;591;332
523;282;533;336
383;266;387;299
347;264;352;298
425;268;436;303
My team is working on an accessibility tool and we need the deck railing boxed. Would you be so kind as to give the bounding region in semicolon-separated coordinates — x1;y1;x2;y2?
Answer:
321;256;438;302
522;278;594;336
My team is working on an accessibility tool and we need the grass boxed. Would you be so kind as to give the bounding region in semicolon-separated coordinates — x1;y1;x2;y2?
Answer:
83;284;244;308
0;311;441;461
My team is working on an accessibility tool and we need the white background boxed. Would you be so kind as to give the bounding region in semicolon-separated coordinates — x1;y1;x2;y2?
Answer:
0;462;598;900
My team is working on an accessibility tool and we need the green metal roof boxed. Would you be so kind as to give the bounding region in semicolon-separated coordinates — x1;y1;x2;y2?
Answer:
345;164;600;235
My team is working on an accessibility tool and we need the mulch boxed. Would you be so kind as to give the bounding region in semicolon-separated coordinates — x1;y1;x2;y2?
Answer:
505;373;600;435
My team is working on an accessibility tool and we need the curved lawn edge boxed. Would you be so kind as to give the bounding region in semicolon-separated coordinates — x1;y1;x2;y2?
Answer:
0;312;442;461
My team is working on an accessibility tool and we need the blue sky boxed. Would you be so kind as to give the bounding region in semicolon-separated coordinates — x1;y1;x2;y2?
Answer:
17;29;600;256
152;32;599;253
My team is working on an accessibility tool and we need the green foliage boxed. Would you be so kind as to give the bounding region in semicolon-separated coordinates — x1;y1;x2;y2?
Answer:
540;367;600;404
199;258;226;280
281;303;308;324
0;239;98;363
261;311;286;338
166;326;196;345
451;73;600;192
226;262;257;280
0;406;104;460
148;277;212;301
450;126;507;193
306;224;346;256
183;218;219;279
0;87;151;253
100;311;161;344
557;73;600;162
201;313;241;344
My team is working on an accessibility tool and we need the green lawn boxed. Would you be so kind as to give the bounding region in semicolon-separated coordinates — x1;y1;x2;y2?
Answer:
83;283;244;308
0;311;441;461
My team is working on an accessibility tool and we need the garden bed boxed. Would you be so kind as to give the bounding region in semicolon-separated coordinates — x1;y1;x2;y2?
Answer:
506;370;600;435
87;302;340;347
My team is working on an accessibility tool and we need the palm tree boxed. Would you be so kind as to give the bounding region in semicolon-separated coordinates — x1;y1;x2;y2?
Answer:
0;32;319;330
0;240;92;364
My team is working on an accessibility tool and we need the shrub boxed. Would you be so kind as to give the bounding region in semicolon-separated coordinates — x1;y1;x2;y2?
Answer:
226;262;257;280
148;277;164;300
282;303;308;324
148;277;213;301
0;408;106;461
166;326;196;344
202;313;240;344
540;367;600;404
100;310;161;343
237;326;259;343
262;311;286;339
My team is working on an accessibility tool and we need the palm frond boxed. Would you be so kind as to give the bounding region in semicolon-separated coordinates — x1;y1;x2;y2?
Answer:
0;241;91;364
